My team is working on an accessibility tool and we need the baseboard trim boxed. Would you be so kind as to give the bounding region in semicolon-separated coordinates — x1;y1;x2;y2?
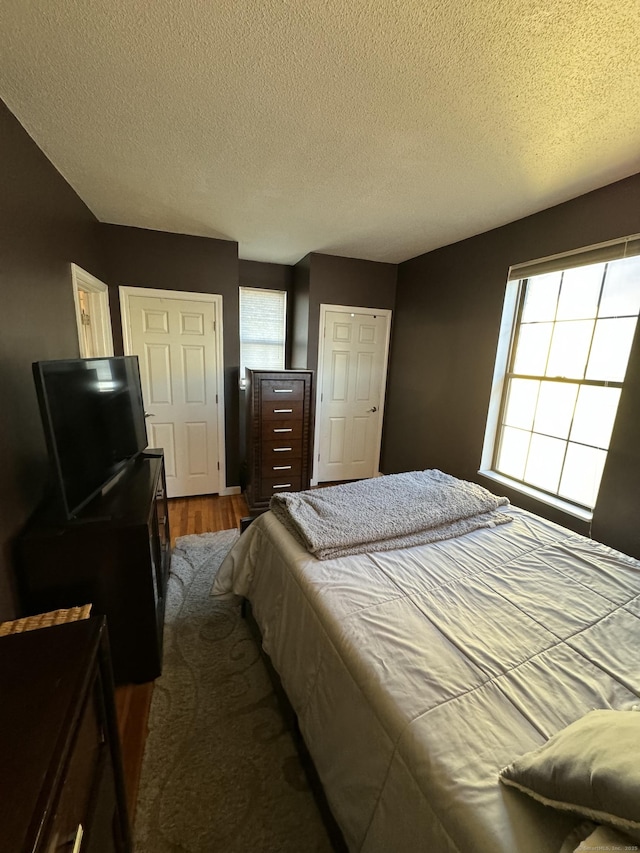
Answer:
219;485;241;496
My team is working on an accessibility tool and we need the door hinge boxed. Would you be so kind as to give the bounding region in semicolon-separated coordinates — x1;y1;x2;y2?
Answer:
213;320;216;332
81;311;91;326
217;461;220;470
320;392;323;402
216;393;218;404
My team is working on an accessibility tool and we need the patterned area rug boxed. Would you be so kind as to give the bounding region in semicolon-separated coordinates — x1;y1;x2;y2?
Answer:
134;530;333;853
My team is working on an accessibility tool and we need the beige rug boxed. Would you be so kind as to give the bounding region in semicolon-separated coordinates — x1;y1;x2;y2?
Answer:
134;529;334;852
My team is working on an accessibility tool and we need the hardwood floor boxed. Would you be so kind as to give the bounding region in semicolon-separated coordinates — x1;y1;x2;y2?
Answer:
114;492;249;822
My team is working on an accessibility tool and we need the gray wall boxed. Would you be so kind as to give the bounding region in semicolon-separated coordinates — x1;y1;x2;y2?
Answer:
0;100;106;618
383;172;640;556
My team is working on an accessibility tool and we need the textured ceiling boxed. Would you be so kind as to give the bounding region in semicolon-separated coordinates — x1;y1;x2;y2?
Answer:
1;1;640;265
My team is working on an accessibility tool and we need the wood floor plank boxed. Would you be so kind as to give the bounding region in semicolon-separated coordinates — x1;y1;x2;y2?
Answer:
115;491;249;824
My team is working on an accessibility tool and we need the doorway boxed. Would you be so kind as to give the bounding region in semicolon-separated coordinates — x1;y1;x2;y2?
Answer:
313;304;392;483
120;287;226;499
71;264;114;358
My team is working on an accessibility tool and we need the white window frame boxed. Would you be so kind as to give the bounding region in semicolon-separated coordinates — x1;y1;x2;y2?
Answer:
480;234;640;521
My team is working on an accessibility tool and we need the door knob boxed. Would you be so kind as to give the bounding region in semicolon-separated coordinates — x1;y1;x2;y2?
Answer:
144;412;156;418
367;406;378;413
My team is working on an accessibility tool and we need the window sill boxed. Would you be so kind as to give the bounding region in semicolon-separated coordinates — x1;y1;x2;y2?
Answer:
478;470;593;523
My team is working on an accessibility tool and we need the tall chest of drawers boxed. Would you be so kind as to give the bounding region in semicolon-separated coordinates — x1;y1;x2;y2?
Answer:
245;369;314;513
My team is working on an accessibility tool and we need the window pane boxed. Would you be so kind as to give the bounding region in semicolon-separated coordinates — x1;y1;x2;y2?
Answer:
521;272;561;322
239;287;286;378
570;385;621;449
503;378;539;430
586;317;637;382
496;426;530;480
558;443;607;508
487;243;640;513
556;263;604;320
533;381;578;439
513;323;553;375
599;257;640;318
545;320;593;379
524;433;566;493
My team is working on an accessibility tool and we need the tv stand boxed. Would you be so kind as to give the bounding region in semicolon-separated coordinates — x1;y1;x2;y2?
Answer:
18;450;170;684
100;463;130;500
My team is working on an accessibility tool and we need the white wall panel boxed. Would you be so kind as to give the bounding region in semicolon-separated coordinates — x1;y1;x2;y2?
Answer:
352;417;369;462
328;417;346;463
331;352;349;401
146;343;173;404
355;352;373;401
333;323;352;343
182;345;206;404
186;422;208;475
359;323;377;344
150;422;176;477
180;312;205;335
143;309;169;334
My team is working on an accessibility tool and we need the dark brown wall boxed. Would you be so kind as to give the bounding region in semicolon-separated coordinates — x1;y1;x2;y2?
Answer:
0;100;106;618
293;253;398;373
100;224;241;484
239;259;292;292
383;172;640;555
291;256;311;370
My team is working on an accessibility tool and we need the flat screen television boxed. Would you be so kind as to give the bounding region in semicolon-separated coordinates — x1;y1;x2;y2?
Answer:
33;355;148;519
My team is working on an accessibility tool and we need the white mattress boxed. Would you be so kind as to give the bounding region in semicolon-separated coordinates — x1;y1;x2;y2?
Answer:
212;506;640;852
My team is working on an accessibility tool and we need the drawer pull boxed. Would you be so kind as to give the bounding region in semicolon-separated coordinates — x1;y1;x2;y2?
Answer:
273;408;293;413
272;447;292;452
273;465;292;470
273;428;293;433
273;388;293;393
272;483;292;489
72;824;84;853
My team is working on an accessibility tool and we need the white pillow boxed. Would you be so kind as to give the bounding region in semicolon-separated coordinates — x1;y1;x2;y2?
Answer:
500;710;640;842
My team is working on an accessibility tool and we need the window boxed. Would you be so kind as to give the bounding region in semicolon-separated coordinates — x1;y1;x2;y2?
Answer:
482;237;640;515
239;287;287;384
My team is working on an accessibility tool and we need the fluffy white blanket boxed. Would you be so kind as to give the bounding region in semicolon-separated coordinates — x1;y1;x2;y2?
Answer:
269;469;511;559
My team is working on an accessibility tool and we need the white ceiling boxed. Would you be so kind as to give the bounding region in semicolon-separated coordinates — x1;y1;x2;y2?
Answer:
2;1;639;265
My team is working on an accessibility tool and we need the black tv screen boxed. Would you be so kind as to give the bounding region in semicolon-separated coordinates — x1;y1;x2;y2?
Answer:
33;356;148;518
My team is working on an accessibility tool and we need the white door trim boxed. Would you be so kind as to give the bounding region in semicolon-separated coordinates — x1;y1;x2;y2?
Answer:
119;286;235;496
312;303;392;485
71;264;114;357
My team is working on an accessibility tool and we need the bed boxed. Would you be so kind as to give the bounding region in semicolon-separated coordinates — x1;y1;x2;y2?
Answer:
212;476;640;852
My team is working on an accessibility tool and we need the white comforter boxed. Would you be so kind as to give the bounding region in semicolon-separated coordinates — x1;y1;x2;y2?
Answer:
212;506;640;853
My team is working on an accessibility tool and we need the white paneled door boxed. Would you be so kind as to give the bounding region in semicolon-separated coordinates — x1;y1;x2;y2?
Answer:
316;307;391;482
124;292;221;498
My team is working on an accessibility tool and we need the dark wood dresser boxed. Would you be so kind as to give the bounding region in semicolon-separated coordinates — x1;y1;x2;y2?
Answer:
0;618;131;852
18;450;170;685
245;369;314;513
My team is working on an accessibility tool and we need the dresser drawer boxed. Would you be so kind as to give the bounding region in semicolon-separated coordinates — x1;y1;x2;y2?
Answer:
261;458;303;478
260;420;304;441
47;683;103;852
261;379;306;402
259;475;303;498
261;439;303;461
261;400;304;421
